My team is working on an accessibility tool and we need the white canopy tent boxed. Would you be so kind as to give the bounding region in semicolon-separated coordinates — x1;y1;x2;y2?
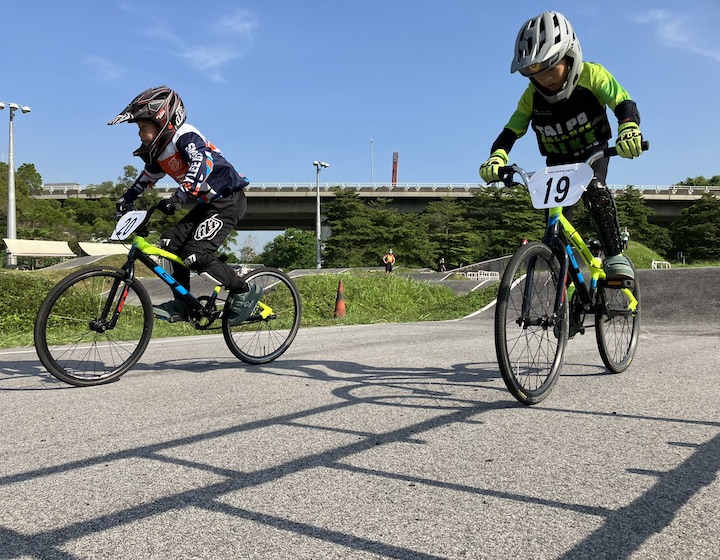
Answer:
3;238;76;258
78;242;130;256
3;238;76;270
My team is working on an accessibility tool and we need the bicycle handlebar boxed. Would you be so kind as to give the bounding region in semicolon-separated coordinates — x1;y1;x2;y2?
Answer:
498;140;650;187
601;140;650;159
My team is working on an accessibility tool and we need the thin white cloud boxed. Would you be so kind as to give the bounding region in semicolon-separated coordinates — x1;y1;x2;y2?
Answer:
632;9;720;63
144;10;258;83
85;55;126;81
182;47;242;84
218;9;258;38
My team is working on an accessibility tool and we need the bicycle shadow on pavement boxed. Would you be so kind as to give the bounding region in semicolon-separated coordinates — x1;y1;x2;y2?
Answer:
0;362;512;559
1;354;719;558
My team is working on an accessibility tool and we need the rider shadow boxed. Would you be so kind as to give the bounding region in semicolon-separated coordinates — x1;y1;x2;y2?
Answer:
128;356;502;385
3;354;518;411
125;355;515;411
0;357;72;391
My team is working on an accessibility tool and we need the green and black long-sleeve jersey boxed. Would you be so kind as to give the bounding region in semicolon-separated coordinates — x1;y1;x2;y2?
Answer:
490;61;640;165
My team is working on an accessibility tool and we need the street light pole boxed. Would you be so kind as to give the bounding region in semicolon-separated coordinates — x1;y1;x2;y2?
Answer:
312;160;329;269
370;139;374;185
1;101;31;268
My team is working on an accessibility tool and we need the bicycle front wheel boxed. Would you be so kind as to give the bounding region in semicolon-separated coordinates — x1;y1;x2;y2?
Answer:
595;262;640;373
495;242;568;405
223;267;302;364
34;266;154;386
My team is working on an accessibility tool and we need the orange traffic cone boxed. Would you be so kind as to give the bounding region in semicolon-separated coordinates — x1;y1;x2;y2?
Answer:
334;280;346;318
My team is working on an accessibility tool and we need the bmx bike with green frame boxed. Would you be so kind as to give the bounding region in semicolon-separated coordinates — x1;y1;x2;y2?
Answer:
494;142;648;405
34;204;302;387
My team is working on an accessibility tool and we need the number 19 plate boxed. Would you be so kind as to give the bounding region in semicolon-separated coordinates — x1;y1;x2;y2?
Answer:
527;162;594;209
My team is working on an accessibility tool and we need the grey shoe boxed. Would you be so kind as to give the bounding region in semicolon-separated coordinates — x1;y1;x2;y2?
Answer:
153;299;189;322
603;255;635;283
227;283;263;326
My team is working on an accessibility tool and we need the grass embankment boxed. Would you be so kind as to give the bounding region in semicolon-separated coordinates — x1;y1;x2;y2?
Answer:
0;266;498;350
625;241;666;269
2;241;713;350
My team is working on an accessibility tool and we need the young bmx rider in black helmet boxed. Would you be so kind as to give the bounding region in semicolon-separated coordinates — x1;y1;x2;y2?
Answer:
109;85;262;325
479;11;644;283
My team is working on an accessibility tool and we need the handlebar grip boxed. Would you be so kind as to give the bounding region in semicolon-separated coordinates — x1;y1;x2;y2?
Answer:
497;166;515;184
605;140;650;158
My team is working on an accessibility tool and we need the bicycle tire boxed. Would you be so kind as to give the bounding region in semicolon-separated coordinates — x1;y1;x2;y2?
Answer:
34;266;154;386
223;267;301;365
595;260;640;373
495;242;568;405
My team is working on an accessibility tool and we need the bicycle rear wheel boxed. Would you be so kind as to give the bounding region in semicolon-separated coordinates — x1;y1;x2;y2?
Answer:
223;267;301;364
34;266;154;386
495;242;568;405
595;262;640;373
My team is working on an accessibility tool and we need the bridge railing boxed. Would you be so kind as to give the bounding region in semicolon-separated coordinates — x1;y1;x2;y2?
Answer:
37;182;720;197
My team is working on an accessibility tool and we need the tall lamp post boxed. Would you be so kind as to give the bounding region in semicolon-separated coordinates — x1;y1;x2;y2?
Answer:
313;160;329;269
1;101;32;268
370;139;374;184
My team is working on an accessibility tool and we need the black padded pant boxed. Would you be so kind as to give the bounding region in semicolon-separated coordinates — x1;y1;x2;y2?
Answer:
160;190;248;293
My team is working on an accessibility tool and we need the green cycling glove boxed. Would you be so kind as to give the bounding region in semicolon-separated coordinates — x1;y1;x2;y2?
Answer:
479;149;509;183
616;122;643;159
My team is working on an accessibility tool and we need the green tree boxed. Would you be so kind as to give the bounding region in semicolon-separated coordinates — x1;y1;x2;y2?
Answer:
15;164;44;196
235;234;259;264
669;193;720;261
367;199;436;268
422;199;481;269
257;228;315;270
615;186;671;255
321;190;439;268
675;175;720;187
322;189;377;267
467;185;546;260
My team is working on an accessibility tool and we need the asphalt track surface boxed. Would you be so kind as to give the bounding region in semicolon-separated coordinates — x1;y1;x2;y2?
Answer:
1;268;719;559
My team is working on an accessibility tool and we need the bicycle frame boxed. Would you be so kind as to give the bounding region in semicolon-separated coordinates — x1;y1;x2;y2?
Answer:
507;148;641;329
127;237;222;319
108;208;272;328
543;208;638;324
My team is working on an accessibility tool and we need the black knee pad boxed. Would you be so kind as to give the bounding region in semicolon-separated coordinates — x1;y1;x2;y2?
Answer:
585;180;622;255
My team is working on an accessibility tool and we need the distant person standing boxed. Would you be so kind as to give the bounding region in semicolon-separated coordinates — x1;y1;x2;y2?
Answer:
621;227;630;251
383;249;396;275
439;256;447;272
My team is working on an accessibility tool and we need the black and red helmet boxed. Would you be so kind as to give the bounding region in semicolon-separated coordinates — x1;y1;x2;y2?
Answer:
108;85;186;162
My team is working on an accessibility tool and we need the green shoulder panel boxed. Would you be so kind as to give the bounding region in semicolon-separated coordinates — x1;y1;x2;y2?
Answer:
578;61;632;111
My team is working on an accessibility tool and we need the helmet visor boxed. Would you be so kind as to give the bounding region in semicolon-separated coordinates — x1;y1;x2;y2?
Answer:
518;58;558;77
107;112;133;126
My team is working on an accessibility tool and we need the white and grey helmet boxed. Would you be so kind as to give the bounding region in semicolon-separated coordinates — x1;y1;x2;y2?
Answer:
510;11;583;103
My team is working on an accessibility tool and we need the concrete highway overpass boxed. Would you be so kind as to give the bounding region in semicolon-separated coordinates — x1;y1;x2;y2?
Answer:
36;182;720;230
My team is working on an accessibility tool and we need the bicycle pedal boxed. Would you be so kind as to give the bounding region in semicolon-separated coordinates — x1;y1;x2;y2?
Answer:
604;278;635;290
153;311;187;323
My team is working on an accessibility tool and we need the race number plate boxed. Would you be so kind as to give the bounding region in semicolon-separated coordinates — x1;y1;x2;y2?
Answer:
110;210;147;240
527;162;594;209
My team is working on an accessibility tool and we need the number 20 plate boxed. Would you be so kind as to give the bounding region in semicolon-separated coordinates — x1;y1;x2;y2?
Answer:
527;162;594;209
111;210;147;240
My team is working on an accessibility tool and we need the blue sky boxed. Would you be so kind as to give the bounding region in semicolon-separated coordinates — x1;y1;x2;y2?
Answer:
2;0;718;248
